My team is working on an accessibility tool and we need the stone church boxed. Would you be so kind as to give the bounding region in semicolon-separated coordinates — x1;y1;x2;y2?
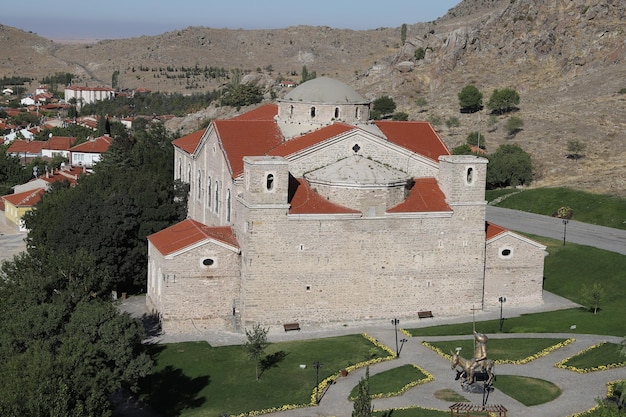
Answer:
146;77;546;333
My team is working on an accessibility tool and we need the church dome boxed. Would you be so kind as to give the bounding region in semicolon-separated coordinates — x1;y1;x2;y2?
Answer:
284;77;367;104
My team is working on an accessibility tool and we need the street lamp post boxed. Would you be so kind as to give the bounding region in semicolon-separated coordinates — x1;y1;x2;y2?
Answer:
498;296;506;332
562;219;569;246
313;361;322;404
399;338;408;357
391;318;400;358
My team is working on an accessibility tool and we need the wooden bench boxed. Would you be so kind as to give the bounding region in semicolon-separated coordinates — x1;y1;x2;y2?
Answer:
283;322;301;332
418;310;434;319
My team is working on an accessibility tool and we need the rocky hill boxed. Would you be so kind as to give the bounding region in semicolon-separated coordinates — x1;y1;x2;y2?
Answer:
1;0;625;196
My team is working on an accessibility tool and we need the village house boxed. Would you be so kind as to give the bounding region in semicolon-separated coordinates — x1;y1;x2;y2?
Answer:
69;135;112;168
146;77;547;334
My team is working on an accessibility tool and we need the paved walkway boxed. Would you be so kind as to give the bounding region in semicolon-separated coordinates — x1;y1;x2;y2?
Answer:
119;291;626;417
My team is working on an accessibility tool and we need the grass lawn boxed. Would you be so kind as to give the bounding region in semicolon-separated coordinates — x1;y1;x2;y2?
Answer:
423;338;571;363
558;342;626;371
486;187;626;230
494;375;561;406
348;364;430;400
141;334;391;417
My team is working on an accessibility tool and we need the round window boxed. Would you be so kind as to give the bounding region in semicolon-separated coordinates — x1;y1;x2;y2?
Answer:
202;258;215;266
501;249;511;257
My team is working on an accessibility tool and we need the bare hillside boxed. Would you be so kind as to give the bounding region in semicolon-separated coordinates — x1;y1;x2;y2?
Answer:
1;0;624;196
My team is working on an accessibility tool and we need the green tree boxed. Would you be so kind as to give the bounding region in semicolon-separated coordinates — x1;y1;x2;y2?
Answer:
371;96;397;120
24;123;188;291
458;84;483;113
244;324;268;380
301;65;316;83
111;70;120;89
414;47;425;60
452;143;474;155
400;24;407;45
487;88;520;114
392;112;409;121
466;131;486;149
581;282;605;315
567;139;587;160
505;116;524;137
486;144;533;189
220;83;263;109
352;366;373;417
0;249;151;416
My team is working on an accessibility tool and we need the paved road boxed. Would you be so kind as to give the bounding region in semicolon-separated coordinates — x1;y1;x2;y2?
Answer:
486;206;626;255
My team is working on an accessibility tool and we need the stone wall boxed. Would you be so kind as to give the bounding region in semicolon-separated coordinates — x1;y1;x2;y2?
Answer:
484;234;546;308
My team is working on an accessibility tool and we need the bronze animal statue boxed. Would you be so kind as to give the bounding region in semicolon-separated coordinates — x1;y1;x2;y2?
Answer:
450;350;495;387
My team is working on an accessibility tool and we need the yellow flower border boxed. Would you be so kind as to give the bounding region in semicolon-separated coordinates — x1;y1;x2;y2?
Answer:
421;338;575;364
555;341;626;373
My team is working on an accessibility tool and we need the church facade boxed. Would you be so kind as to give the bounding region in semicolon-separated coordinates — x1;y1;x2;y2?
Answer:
146;77;546;333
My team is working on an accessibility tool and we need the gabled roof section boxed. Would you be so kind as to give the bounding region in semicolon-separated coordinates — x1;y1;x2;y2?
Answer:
268;123;355;157
375;121;450;162
289;178;361;215
70;136;112;153
387;178;452;213
172;129;204;155
486;223;508;240
7;139;45;154
215;119;283;178
45;136;76;150
2;188;45;207
230;103;277;121
485;222;547;249
148;218;239;257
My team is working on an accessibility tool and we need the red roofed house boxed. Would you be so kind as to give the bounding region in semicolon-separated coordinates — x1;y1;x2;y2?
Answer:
70;135;112;168
147;77;546;333
2;188;45;230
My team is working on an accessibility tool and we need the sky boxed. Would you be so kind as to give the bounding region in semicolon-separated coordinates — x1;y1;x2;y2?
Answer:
2;0;460;41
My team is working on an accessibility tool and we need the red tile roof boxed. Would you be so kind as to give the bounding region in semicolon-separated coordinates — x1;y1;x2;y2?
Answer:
374;121;450;162
215;120;283;177
70;136;112;153
289;178;361;215
486;222;508;240
268;123;355;157
172;129;204;155
231;103;277;121
387;178;452;213
148;218;239;256
45;136;76;150
2;188;45;207
7;140;45;154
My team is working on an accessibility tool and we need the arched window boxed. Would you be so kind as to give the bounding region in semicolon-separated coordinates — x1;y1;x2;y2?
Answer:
197;170;202;200
310;107;316;118
226;189;231;223
466;167;474;185
214;181;219;214
334;107;340;119
355;107;361;120
187;163;191;182
177;157;182;179
207;176;212;207
266;173;274;191
289;105;294;118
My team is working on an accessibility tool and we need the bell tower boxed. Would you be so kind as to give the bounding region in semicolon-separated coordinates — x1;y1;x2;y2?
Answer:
241;156;290;207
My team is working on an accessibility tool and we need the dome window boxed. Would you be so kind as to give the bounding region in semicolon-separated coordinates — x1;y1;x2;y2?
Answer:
334;107;340;119
310;106;316;118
